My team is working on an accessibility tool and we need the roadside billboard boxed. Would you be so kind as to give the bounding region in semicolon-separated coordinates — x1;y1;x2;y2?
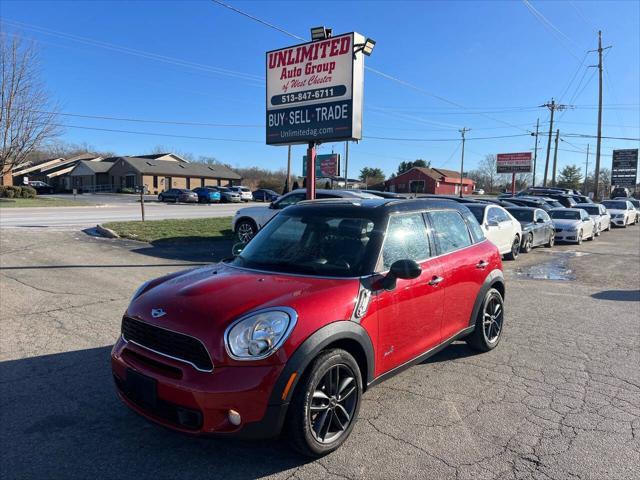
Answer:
611;149;638;187
302;153;340;177
496;152;533;173
266;33;365;145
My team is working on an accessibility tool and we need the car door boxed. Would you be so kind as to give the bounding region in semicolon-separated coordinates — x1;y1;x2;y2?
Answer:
537;210;553;244
484;207;505;252
489;207;511;252
375;213;444;374
532;209;545;245
427;209;489;340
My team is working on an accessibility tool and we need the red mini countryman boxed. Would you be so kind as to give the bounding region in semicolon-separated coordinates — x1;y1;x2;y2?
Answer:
112;198;505;456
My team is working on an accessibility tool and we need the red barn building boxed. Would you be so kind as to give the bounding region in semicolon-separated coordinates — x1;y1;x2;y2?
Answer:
384;167;475;195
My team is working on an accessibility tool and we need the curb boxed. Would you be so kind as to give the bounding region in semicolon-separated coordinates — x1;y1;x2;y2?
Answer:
96;224;120;238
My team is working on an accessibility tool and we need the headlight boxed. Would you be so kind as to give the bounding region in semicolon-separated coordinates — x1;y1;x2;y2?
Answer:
225;307;297;360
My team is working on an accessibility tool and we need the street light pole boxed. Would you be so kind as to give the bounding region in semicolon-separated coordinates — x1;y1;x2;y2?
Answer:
532;118;539;187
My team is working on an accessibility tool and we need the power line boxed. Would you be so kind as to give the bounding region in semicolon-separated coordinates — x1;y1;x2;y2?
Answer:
363;133;530;142
522;0;581;60
210;0;304;40
52;123;263;143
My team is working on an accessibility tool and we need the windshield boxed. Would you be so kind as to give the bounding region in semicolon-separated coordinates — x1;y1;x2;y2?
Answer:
549;210;580;220
464;205;486;224
602;201;627;209
546;200;563;208
581;206;600;215
231;212;378;277
507;209;534;222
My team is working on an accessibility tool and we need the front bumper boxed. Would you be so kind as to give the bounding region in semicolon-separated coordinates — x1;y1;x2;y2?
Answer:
554;231;580;242
611;217;627;226
111;336;287;438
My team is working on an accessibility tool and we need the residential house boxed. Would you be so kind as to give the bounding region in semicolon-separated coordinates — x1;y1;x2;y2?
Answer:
384;167;475;195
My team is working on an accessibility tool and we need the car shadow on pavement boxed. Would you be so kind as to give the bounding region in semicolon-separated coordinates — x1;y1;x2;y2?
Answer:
0;347;309;479
128;238;235;264
590;289;640;301
421;342;475;364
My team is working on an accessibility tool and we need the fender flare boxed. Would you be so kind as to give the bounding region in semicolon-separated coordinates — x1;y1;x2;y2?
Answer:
468;269;505;327
268;321;375;406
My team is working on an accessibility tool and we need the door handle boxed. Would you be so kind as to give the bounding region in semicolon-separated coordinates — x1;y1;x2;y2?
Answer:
476;260;489;269
428;276;444;286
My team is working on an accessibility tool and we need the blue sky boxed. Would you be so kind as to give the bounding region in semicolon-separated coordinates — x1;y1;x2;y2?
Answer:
1;0;638;179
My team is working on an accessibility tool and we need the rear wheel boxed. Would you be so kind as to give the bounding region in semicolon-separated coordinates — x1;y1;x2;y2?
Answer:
545;231;555;248
286;349;362;457
466;288;504;352
504;236;520;260
158;194;164;202
522;233;533;253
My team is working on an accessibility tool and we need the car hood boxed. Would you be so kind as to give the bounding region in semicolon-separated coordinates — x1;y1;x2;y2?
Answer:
552;219;583;229
605;209;626;215
126;263;360;366
235;205;271;217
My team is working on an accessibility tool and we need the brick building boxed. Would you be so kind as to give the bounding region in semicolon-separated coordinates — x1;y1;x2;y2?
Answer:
384;167;475;195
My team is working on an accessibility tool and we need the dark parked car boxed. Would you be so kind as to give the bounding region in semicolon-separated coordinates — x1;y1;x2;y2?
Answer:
158;188;198;203
28;181;54;194
477;198;518;208
252;189;279;202
505;207;555;251
192;187;221;204
354;190;410;199
112;198;505;456
416;194;479;204
506;197;554;211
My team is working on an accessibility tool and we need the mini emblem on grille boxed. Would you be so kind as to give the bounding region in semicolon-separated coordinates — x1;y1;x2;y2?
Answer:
151;308;166;318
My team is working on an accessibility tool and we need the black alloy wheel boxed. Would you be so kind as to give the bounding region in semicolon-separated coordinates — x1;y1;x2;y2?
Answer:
286;349;362;457
466;288;505;352
236;220;257;243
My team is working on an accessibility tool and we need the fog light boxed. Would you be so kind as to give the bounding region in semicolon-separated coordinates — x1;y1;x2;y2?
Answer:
228;409;241;426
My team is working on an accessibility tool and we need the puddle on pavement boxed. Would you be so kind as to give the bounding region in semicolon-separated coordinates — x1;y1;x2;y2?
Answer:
516;252;577;281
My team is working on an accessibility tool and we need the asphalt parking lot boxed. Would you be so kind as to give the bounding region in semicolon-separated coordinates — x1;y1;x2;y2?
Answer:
1;225;638;479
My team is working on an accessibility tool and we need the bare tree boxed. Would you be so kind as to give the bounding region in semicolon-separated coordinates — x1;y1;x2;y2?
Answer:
478;154;502;194
1;35;60;182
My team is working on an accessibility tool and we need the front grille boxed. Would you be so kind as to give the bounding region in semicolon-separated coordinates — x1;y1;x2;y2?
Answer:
555;228;563;232
121;316;213;372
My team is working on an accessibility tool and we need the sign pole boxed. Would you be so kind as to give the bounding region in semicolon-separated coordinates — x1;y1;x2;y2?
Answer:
140;186;145;222
306;142;316;200
344;141;349;190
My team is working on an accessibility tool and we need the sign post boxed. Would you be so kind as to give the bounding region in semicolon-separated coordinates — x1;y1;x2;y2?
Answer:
266;31;368;199
497;152;533;194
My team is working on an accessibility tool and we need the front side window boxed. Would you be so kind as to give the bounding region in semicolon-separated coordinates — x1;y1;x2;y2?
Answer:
461;211;485;243
381;214;431;270
429;210;472;254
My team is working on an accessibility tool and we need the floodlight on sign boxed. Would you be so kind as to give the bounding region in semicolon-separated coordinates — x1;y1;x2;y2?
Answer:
311;26;327;41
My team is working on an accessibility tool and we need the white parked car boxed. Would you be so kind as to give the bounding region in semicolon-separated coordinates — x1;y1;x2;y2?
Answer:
549;208;595;244
575;203;611;235
613;197;640;223
472;188;485;195
464;203;522;260
601;200;637;227
228;186;253;202
232;189;379;242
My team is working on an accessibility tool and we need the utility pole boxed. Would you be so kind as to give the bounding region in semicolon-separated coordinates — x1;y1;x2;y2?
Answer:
541;99;569;186
590;30;611;200
583;143;590;193
344;141;349;190
551;129;560;187
532;118;540;187
286;145;292;194
458;127;469;198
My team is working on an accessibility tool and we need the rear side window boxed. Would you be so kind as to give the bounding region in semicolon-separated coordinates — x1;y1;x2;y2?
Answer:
461;211;485;243
429;210;472;254
381;214;431;270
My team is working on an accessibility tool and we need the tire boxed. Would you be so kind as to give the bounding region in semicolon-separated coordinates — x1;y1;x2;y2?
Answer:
158;195;164;202
576;230;583;245
466;288;505;352
285;349;362;457
504;235;520;261
522;233;533;253
545;231;555;248
587;229;595;241
235;219;257;243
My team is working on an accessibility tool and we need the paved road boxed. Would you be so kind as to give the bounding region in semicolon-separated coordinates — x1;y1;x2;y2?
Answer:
0;201;256;228
1;227;638;479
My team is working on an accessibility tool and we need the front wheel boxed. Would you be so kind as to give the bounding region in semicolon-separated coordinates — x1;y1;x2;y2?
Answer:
466;288;505;352
576;230;583;244
504;236;520;261
545;231;555;248
235;219;257;243
286;349;362;457
158;195;164;202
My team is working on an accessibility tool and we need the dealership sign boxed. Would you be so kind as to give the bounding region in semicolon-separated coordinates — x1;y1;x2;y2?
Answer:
611;149;638;187
496;152;533;173
302;153;340;177
266;33;365;145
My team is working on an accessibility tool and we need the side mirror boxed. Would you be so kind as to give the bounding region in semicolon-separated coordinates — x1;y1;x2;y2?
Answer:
268;201;277;209
231;242;246;256
382;259;422;290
